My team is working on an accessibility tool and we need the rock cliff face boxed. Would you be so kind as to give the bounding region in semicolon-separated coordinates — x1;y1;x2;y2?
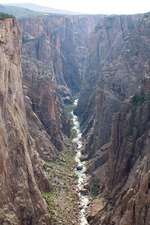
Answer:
0;17;52;225
73;13;150;225
19;13;150;225
88;78;150;225
20;15;99;94
22;57;64;152
18;15;99;154
78;12;150;156
1;10;150;225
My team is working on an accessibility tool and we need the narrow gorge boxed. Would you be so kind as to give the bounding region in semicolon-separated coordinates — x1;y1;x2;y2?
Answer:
0;6;150;225
72;99;89;225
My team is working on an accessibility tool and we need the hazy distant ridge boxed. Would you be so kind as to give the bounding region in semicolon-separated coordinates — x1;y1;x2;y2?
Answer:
5;3;80;15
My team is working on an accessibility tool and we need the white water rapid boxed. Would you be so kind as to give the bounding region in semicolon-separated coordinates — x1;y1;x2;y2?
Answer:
71;99;89;225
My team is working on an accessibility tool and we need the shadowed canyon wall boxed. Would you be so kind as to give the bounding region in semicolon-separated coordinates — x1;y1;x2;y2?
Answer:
75;13;150;225
77;13;150;156
0;10;150;225
88;78;150;225
20;15;99;94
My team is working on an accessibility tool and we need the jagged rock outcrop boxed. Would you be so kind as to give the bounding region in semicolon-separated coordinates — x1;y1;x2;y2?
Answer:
0;17;51;225
88;78;150;225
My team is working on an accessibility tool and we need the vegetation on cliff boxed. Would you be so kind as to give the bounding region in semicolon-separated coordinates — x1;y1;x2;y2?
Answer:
0;12;14;19
0;5;42;18
43;145;79;225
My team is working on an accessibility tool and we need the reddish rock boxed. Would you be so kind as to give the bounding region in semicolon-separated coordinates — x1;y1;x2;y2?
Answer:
89;79;150;225
0;18;50;225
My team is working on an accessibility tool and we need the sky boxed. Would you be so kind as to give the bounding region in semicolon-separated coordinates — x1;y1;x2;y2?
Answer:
1;0;150;14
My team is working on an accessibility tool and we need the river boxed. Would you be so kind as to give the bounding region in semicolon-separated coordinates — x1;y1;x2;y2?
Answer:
71;99;89;225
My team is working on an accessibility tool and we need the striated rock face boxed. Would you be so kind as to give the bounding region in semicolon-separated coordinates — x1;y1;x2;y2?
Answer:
72;13;150;225
84;88;121;158
22;57;64;151
1;11;150;225
107;84;150;191
78;12;150;157
18;15;99;154
19;15;99;94
0;18;51;225
88;78;150;225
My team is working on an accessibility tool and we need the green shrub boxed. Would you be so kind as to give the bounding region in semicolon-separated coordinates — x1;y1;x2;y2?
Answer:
132;94;145;106
0;13;14;20
90;178;100;197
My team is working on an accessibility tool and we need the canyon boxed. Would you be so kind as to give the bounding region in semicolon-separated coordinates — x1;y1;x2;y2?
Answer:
0;8;150;225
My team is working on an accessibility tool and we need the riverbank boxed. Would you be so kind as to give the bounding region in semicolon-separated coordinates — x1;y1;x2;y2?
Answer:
42;99;90;225
43;145;79;225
